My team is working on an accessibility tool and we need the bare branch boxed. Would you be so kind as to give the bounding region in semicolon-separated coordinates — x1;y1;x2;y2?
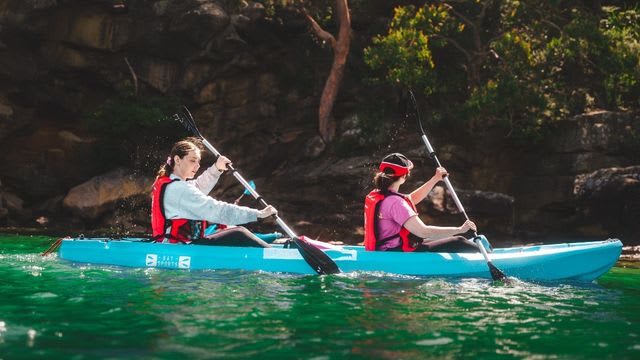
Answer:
432;34;472;62
443;3;474;29
477;0;490;25
541;19;563;35
124;57;139;96
304;11;337;49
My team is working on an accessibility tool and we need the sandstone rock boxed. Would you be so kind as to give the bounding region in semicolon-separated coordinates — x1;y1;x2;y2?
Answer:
303;155;371;178
548;111;640;154
240;1;266;22
0;0;58;27
340;113;360;132
63;168;153;220
0;103;14;118
224;77;252;107
58;130;93;144
0;100;16;142
231;14;251;29
140;59;178;93
42;43;89;69
196;82;220;104
573;166;640;237
169;1;229;45
257;73;279;99
2;190;24;215
152;0;171;16
420;186;515;235
304;136;326;159
574;166;640;199
181;63;214;90
50;11;132;51
35;194;64;214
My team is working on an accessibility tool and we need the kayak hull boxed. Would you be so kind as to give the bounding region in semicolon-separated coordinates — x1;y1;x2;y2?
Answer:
58;238;622;282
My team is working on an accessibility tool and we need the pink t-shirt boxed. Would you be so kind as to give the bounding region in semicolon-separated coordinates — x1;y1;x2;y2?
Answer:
375;192;417;250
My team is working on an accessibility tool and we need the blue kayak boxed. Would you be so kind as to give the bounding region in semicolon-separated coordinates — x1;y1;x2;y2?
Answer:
58;238;621;281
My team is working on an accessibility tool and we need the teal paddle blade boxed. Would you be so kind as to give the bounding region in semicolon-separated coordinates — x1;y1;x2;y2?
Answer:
243;180;256;196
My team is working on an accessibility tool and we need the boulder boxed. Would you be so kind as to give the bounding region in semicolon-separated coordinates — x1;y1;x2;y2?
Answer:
0;0;58;27
0;99;16;142
49;9;133;51
304;136;327;159
239;1;266;22
573;166;640;238
548;110;640;154
420;186;515;235
169;1;230;46
0;207;8;222
62;168;153;220
2;190;24;214
139;58;179;93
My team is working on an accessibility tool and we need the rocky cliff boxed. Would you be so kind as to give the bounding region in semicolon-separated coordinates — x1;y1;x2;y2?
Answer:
1;0;638;245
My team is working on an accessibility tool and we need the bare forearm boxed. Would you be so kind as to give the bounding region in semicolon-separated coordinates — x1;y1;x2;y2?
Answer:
404;216;463;240
409;177;439;204
421;225;463;240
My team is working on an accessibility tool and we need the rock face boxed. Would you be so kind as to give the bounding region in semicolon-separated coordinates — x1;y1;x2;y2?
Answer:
573;166;640;238
513;111;640;237
62;168;152;220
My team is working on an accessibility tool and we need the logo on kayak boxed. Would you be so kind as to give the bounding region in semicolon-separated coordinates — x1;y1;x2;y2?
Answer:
146;254;158;267
178;256;191;269
145;254;192;269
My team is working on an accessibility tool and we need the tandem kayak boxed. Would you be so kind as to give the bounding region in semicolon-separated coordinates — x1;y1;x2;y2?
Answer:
57;237;622;282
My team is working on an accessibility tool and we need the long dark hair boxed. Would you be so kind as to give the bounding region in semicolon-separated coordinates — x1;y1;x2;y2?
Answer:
373;169;402;194
156;137;202;178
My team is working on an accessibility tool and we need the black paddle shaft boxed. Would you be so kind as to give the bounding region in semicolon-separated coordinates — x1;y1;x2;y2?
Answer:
199;139;300;239
173;108;340;275
408;89;508;281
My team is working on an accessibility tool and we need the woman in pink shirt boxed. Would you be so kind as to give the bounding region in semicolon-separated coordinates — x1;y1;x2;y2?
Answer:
364;153;478;252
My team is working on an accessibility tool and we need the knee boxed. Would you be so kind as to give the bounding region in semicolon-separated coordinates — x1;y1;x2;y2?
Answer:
235;226;253;235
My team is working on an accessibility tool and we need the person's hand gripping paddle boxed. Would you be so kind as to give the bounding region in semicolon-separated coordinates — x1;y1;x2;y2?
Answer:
173;107;340;275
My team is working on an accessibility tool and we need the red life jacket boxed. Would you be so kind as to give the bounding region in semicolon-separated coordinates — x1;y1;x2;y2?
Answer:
363;190;419;252
151;176;207;243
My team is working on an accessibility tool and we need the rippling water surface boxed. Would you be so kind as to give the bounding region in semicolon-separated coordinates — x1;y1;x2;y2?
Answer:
1;235;639;359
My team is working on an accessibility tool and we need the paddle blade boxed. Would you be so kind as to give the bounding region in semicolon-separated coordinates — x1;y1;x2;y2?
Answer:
487;261;509;282
243;180;256;196
295;236;340;275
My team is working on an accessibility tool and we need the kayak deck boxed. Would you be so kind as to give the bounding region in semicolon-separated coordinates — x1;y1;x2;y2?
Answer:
58;238;622;282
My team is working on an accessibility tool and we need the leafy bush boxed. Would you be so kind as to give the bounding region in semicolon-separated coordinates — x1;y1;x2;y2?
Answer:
364;1;640;144
86;85;179;170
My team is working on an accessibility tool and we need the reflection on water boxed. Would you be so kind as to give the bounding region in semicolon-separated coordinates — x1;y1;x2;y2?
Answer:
0;235;639;359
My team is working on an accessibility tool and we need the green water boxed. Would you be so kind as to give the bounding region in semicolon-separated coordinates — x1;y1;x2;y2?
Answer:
1;235;639;359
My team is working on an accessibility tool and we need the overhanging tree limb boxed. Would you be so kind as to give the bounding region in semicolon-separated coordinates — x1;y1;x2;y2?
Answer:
304;0;351;143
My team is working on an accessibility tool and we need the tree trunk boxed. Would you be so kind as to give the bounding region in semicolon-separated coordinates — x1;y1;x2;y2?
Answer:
306;0;351;143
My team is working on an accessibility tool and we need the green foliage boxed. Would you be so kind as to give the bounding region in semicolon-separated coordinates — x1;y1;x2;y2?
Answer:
86;85;179;169
364;4;462;92
255;0;292;17
601;7;640;108
87;92;175;138
364;1;640;144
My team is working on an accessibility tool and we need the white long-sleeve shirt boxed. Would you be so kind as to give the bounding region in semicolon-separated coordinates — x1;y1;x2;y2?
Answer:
163;166;259;225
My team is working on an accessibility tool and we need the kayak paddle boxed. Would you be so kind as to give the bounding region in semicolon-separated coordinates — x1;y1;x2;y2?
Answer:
408;90;508;282
173;106;340;275
234;180;256;204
